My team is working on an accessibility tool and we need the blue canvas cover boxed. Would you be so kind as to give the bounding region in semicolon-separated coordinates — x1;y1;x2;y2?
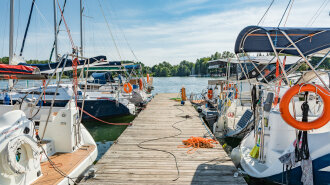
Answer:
124;64;141;69
234;26;330;56
91;72;111;84
19;55;107;72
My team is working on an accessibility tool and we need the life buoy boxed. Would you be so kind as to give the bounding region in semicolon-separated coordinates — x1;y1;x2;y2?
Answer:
139;78;143;90
123;83;133;93
279;84;330;131
207;89;213;99
5;135;40;174
147;74;150;83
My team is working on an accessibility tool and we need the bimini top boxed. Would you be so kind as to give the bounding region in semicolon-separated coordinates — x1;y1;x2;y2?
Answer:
234;26;330;56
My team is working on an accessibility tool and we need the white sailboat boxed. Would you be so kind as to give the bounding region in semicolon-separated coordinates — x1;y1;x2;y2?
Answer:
0;1;97;184
233;25;330;185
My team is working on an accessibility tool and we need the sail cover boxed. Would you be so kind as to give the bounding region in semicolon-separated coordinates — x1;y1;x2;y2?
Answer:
234;26;330;56
0;64;39;74
19;55;107;72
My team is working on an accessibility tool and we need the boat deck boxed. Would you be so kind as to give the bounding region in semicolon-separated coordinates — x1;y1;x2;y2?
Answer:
33;145;96;185
80;93;246;185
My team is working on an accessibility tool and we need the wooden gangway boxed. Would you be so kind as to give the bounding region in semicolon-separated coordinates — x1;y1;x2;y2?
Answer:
80;93;246;185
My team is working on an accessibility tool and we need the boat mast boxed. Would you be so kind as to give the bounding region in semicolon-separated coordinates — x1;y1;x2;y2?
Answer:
20;0;36;56
9;0;14;65
53;0;58;62
80;0;83;57
53;0;59;81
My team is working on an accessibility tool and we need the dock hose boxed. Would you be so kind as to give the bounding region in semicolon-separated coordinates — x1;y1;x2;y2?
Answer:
137;106;189;181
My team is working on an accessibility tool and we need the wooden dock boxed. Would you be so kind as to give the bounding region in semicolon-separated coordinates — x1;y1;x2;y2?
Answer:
80;93;246;185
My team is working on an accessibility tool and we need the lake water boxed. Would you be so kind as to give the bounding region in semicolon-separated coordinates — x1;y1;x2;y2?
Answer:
152;77;224;95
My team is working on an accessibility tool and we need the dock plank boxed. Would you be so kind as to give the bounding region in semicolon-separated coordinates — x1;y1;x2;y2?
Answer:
80;93;246;185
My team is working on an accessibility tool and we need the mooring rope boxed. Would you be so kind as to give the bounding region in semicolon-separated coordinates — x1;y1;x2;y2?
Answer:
78;107;132;126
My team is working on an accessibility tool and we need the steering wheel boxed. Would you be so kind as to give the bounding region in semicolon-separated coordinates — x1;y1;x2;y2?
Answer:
18;91;42;119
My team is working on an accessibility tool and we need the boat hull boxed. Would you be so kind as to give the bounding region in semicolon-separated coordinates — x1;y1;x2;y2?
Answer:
0;99;132;119
267;154;330;185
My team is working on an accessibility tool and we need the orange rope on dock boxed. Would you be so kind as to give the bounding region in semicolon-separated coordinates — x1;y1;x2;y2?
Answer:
178;136;218;154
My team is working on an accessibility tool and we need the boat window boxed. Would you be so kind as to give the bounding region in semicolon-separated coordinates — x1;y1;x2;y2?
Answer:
22;91;60;95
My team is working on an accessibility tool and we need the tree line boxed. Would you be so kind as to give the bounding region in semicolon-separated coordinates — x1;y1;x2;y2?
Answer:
139;51;235;77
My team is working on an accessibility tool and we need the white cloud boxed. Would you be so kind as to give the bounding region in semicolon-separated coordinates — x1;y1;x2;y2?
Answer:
8;0;330;66
107;0;330;66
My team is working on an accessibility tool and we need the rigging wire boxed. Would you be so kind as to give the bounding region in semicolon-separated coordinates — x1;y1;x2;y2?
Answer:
306;0;329;26
33;2;53;32
56;0;76;50
83;1;117;60
257;0;274;26
97;0;123;61
49;0;67;62
105;1;139;61
277;0;293;28
283;0;295;27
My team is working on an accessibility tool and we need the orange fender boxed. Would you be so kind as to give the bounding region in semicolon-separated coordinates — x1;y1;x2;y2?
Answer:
207;89;213;99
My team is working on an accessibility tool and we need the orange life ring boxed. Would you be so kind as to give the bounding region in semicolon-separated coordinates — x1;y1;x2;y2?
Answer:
139;78;143;90
207;89;213;99
279;84;330;131
147;74;150;83
123;83;133;93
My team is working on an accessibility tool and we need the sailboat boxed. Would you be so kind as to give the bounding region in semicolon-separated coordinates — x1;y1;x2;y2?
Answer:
234;26;330;185
0;0;139;120
0;1;98;184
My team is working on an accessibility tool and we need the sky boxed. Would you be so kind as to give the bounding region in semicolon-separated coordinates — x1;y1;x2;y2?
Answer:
0;0;329;66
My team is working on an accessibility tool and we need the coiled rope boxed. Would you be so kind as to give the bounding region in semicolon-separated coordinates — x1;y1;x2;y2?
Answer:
178;137;218;154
